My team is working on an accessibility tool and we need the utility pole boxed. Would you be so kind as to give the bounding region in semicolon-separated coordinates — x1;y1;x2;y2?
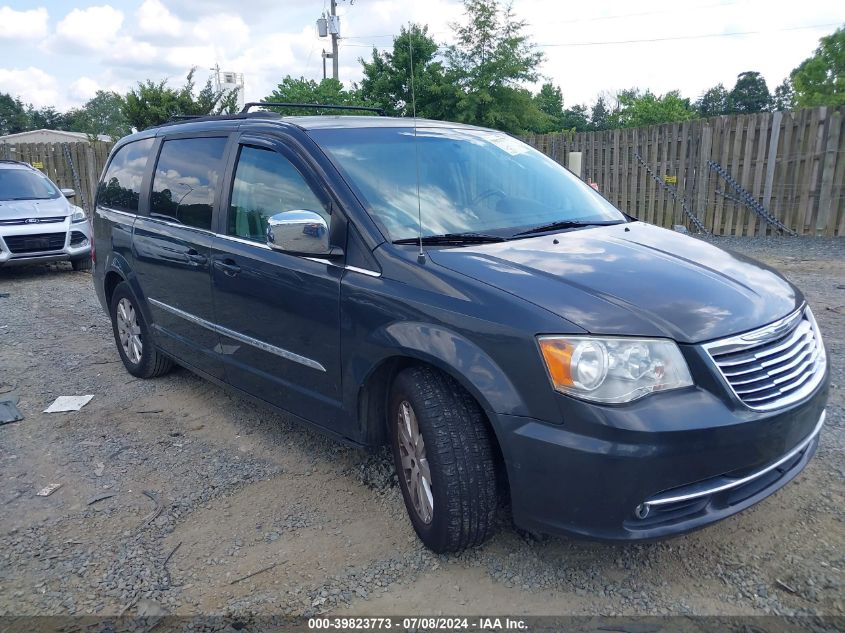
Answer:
330;0;339;81
317;0;341;81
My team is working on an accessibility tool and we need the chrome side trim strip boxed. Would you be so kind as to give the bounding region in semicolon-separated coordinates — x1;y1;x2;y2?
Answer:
646;409;826;507
96;207;136;224
148;298;326;372
345;265;381;278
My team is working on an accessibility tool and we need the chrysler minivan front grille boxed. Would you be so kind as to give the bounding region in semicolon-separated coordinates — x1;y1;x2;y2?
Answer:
704;307;826;411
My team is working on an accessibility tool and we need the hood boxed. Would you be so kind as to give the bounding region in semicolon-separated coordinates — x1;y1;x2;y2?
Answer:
0;196;70;220
427;222;801;343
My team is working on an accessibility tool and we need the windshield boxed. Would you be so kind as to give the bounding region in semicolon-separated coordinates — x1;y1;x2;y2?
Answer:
0;168;61;201
309;127;625;241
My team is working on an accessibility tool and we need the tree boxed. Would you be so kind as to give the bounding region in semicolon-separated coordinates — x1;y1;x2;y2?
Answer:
610;89;697;128
446;0;545;132
772;79;795;111
696;83;730;117
0;93;29;135
532;82;564;132
359;24;457;119
561;104;590;132
25;106;68;130
728;71;771;113
68;91;130;139
264;77;364;116
589;96;610;130
790;26;845;108
122;68;239;131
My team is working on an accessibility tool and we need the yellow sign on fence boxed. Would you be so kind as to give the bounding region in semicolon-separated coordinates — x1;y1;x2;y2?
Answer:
31;161;44;169
663;175;677;185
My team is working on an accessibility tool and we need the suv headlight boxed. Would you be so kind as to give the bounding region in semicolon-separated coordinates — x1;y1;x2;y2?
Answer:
70;208;86;223
538;336;693;403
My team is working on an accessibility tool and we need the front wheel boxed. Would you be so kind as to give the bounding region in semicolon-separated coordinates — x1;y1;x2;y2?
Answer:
389;366;499;552
109;282;172;378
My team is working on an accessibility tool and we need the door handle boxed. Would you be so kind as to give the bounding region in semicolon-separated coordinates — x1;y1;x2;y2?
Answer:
185;249;207;266
214;258;241;276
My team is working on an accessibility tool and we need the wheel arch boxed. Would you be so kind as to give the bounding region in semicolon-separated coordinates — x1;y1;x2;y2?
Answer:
354;321;527;445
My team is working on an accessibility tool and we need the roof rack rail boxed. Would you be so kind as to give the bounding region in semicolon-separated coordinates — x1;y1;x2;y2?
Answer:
241;102;386;116
168;114;205;121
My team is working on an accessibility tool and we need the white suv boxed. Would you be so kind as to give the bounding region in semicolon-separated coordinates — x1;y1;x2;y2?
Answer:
0;160;91;270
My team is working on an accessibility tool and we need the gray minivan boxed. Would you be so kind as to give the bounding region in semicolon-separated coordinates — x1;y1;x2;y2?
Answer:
92;107;828;552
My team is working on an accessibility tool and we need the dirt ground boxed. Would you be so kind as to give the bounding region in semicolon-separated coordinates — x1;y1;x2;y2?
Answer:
0;236;843;621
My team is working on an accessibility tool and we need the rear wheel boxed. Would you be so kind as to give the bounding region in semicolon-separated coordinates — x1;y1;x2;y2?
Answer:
109;282;172;378
71;256;91;271
389;366;499;552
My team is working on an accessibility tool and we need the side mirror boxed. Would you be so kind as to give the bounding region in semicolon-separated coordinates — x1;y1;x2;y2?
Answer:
266;210;337;257
61;188;76;199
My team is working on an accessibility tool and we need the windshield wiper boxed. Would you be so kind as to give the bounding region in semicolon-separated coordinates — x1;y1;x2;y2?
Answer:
393;232;507;245
512;219;624;237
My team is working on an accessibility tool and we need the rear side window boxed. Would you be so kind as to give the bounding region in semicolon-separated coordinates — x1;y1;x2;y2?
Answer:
97;138;154;213
150;137;228;231
228;146;330;243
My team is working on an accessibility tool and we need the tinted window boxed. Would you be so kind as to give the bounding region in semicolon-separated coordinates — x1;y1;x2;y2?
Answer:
97;138;154;213
0;168;61;201
228;146;329;243
150;137;227;231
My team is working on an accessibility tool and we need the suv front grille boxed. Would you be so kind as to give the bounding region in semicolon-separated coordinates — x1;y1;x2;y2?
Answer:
704;307;826;411
0;216;65;226
4;232;67;254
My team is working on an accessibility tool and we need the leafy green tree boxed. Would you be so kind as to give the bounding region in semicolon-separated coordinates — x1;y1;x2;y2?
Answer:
772;79;795;111
561;104;590;132
790;26;845;108
589;96;611;130
446;0;545;132
359;24;457;119
25;106;67;129
66;91;130;140
122;68;239;131
696;83;730;117
532;82;564;132
264;77;365;116
610;89;697;128
728;71;771;113
0;93;29;135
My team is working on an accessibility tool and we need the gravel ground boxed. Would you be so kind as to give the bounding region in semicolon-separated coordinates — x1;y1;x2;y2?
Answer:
0;236;842;622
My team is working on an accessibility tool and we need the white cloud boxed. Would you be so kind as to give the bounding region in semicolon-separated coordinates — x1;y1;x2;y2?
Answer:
53;5;124;53
193;14;249;48
136;0;183;39
0;67;59;108
68;77;100;103
0;6;49;40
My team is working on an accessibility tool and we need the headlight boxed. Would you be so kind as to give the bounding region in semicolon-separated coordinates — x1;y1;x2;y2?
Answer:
538;336;693;403
70;208;86;223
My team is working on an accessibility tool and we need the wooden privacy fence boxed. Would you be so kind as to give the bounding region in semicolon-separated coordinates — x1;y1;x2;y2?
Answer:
0;141;113;214
523;106;845;236
3;107;844;236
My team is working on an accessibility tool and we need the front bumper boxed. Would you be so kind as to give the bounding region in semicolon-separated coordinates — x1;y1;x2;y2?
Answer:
493;372;828;541
0;220;91;267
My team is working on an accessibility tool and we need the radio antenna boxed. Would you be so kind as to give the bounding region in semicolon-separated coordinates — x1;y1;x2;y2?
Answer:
408;24;425;264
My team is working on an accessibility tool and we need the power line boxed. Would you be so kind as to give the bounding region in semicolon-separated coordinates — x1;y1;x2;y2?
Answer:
536;22;842;47
340;22;841;52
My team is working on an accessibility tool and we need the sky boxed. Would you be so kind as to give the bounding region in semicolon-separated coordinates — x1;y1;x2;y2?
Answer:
1;0;843;113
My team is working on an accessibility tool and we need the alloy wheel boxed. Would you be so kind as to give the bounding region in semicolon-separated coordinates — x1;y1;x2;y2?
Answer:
397;400;433;523
116;297;143;364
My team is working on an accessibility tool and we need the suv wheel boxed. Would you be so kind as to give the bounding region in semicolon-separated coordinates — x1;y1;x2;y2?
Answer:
389;366;499;552
109;282;172;378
